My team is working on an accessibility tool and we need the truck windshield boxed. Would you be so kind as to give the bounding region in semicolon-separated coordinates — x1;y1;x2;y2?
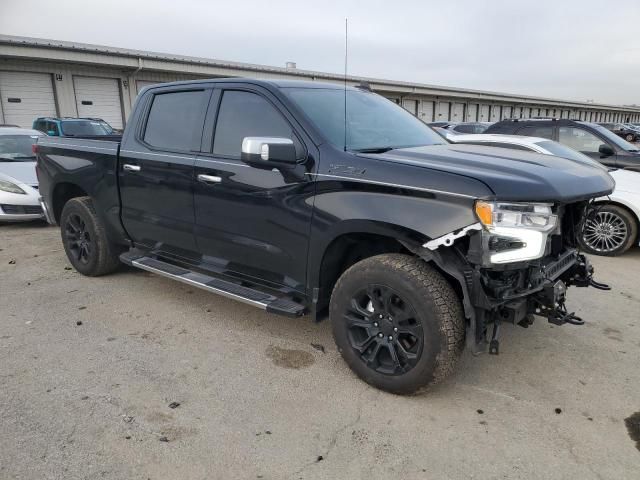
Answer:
0;134;40;161
60;121;110;136
284;87;446;151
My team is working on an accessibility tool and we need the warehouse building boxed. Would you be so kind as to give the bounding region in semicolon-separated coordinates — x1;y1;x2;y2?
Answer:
1;34;639;129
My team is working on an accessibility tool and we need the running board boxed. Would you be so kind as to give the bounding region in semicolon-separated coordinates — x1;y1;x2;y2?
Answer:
119;252;306;318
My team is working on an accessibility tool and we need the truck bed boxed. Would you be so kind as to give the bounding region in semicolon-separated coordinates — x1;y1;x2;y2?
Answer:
35;136;125;243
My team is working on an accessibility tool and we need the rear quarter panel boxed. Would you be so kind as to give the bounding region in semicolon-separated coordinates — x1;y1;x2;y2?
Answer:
36;137;127;244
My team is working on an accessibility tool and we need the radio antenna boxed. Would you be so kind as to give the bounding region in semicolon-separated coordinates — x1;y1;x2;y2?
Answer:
343;17;348;152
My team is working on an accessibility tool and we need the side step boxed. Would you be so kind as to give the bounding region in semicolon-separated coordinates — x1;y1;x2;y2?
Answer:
120;251;306;318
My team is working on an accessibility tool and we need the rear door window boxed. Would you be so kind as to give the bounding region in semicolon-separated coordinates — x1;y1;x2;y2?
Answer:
516;125;554;139
212;90;303;158
143;90;207;151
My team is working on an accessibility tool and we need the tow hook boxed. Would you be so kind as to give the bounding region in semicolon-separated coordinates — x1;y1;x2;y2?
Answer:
569;254;611;291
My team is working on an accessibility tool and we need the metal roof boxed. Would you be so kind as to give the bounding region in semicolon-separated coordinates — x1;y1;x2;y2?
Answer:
1;34;639;112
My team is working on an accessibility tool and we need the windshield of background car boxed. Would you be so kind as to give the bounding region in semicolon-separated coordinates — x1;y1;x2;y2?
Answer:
589;123;639;152
60;121;110;136
0;134;40;161
284;88;446;151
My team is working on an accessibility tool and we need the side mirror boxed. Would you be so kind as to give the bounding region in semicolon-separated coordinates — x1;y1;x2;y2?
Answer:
598;144;614;157
47;130;57;136
241;137;297;165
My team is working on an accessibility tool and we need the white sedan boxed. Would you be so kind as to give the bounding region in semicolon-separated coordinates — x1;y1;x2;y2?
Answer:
449;133;639;256
0;127;45;222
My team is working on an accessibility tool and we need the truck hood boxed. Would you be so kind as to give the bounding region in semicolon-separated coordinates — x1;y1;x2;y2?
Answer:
373;144;614;202
0;161;38;187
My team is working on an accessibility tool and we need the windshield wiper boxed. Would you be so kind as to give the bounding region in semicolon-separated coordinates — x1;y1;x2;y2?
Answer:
351;147;396;154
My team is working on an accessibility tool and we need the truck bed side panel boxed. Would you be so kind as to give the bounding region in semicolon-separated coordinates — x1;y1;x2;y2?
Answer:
36;137;128;245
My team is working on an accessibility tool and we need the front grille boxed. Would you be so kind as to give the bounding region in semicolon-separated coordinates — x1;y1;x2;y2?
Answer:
1;204;43;215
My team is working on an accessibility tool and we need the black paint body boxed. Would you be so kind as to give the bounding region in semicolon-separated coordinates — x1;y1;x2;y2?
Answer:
36;79;614;310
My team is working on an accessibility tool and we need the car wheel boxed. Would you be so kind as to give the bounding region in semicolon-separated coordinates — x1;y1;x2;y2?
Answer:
330;254;465;395
625;133;635;142
60;197;121;276
580;204;638;256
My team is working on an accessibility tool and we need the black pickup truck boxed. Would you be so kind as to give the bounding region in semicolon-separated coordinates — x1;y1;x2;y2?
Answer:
36;79;613;394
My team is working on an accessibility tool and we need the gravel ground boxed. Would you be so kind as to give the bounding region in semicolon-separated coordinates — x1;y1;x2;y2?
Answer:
1;222;639;480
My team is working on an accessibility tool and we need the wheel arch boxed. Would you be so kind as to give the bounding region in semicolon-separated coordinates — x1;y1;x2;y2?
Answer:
51;182;89;223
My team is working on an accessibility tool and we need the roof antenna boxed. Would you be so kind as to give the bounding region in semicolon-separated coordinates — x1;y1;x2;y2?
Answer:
343;17;348;152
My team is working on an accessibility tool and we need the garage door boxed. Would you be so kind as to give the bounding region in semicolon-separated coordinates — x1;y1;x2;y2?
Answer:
467;104;478;121
421;100;434;122
73;76;124;129
402;99;418;116
490;105;501;122
451;103;465;122
478;104;490;121
436;102;450;121
0;71;57;128
136;80;160;94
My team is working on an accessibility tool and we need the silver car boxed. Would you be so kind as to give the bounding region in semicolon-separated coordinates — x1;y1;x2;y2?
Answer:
0;127;45;222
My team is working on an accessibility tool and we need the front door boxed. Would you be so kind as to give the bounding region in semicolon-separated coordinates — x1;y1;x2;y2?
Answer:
193;87;316;292
557;126;617;167
119;87;210;258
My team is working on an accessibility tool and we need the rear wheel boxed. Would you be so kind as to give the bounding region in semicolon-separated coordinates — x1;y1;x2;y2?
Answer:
330;254;465;395
580;204;637;256
60;197;121;276
625;133;635;142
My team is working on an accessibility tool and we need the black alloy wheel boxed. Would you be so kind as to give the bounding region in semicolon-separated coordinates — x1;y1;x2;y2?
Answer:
64;213;92;265
344;284;422;375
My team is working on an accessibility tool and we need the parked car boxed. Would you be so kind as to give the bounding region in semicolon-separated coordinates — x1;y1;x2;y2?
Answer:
36;79;613;394
599;123;640;143
32;117;121;139
444;122;493;134
0;127;45;221
427;121;451;128
485;118;640;169
449;133;639;256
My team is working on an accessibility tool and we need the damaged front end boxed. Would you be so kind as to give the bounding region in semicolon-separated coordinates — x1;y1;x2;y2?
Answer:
416;200;610;355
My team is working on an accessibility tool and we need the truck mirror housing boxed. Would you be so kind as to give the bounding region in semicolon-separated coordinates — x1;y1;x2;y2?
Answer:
598;144;614;157
241;137;297;165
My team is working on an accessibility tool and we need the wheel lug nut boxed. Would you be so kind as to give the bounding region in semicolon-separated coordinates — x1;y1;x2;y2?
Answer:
393;327;398;332
378;333;383;338
388;335;393;341
379;314;383;319
373;322;378;327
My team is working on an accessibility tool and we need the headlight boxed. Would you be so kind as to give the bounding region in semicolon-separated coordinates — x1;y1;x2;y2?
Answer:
0;180;26;195
475;201;558;264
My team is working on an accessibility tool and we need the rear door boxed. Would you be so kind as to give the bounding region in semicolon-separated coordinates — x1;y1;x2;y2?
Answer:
192;85;316;292
118;86;211;259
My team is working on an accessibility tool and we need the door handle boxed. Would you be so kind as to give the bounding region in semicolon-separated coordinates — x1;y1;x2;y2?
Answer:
197;174;222;184
123;164;141;172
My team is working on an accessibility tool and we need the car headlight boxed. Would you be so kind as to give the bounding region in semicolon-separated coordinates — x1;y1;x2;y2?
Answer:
0;179;26;195
475;201;558;264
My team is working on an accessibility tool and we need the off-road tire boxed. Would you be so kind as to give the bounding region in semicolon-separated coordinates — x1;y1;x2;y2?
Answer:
60;197;121;276
330;253;465;395
579;204;637;256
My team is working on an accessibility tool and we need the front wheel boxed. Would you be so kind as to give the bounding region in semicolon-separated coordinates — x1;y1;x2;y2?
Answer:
580;204;638;256
60;197;121;276
625;133;635;142
330;254;465;395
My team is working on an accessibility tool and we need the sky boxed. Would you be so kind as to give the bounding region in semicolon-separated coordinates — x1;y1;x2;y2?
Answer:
1;0;639;105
